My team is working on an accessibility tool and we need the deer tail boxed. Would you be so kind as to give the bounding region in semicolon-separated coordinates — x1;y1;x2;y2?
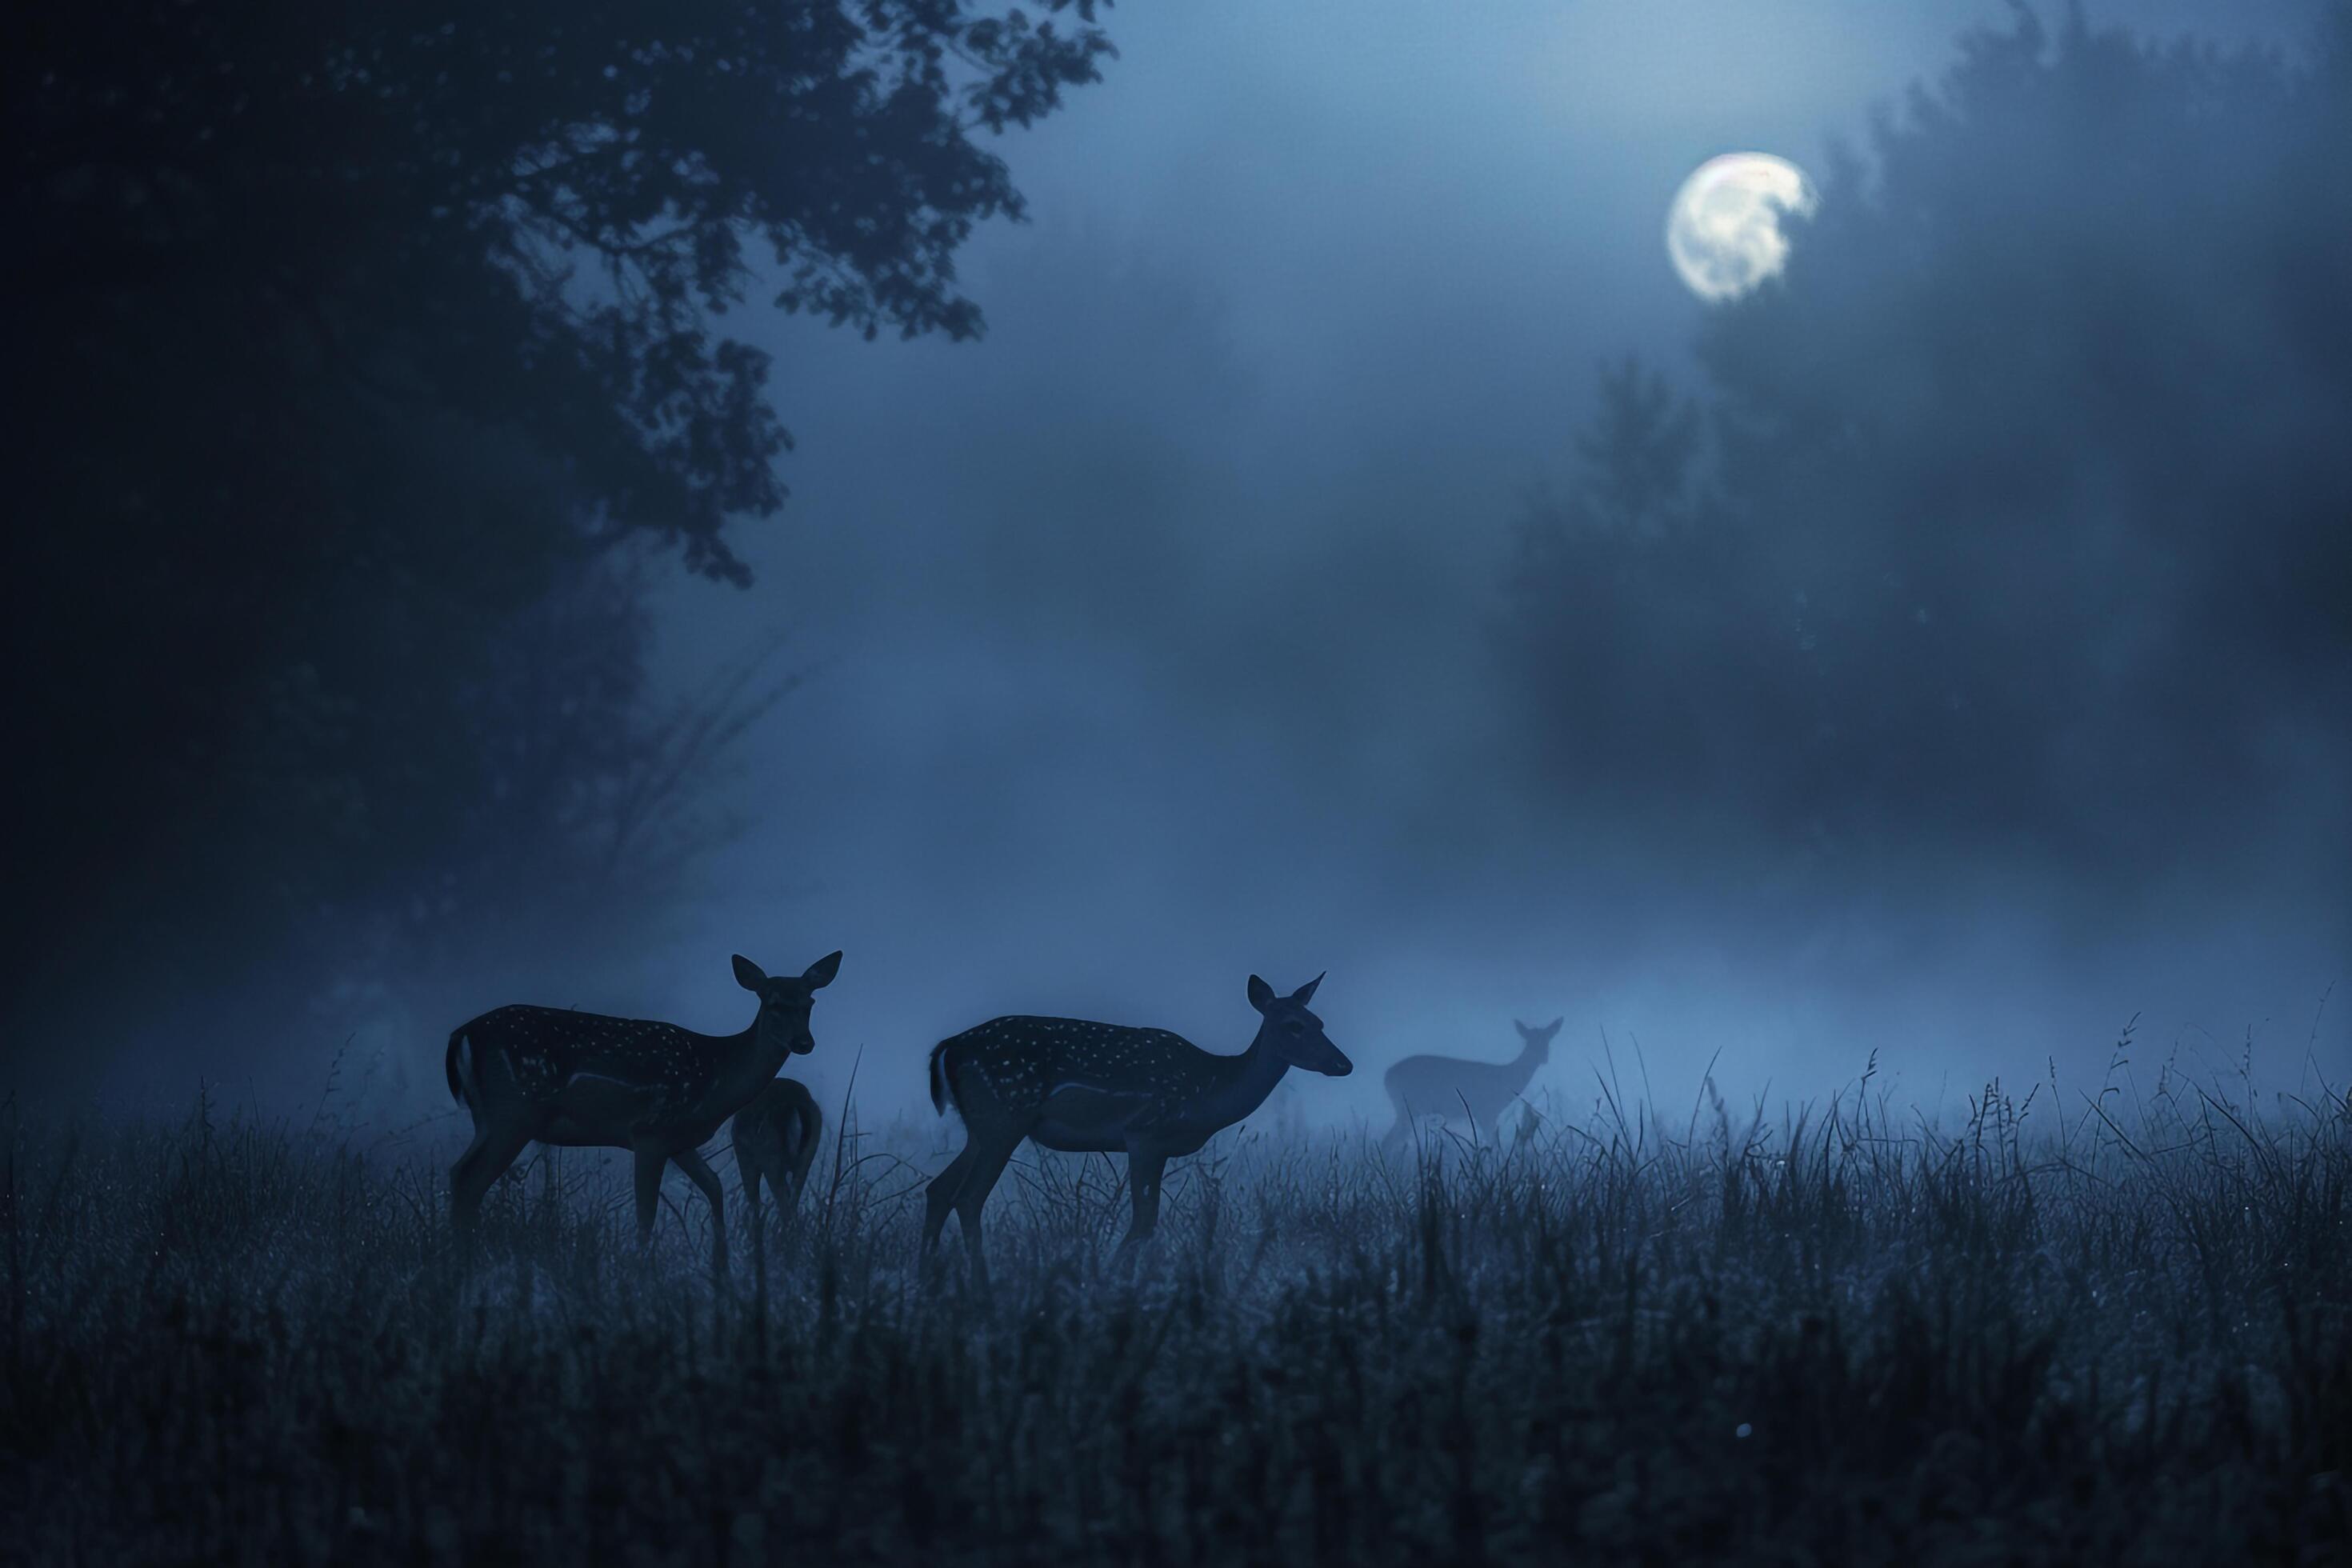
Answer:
928;1038;954;1116
445;1026;473;1106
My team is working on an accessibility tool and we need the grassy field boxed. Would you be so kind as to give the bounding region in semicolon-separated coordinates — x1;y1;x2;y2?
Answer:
3;1047;2346;1566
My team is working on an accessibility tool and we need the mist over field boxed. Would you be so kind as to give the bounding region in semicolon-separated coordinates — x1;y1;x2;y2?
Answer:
34;0;2342;1134
10;4;2351;1126
9;6;2342;1114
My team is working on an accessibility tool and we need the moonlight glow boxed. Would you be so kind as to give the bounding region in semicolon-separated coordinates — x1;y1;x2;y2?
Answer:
1666;152;1817;302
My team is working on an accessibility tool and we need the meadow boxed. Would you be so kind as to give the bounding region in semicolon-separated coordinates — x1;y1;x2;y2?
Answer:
2;1039;2346;1566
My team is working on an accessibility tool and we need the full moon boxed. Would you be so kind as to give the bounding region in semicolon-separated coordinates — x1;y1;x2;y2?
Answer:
1666;153;1817;303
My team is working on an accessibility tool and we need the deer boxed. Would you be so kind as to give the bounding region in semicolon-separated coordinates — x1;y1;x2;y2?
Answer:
732;1077;822;1233
1380;1017;1562;1148
922;972;1350;1287
444;949;842;1273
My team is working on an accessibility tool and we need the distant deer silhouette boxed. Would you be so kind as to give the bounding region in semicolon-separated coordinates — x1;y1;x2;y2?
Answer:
923;973;1350;1286
733;1077;822;1230
445;950;842;1272
1381;1017;1562;1147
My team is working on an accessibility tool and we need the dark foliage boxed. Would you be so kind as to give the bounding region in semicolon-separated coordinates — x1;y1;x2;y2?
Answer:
1502;11;2352;886
2;1058;2345;1564
4;2;1114;1070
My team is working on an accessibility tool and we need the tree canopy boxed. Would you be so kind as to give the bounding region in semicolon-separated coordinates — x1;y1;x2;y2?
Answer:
5;2;1114;1070
14;0;1111;574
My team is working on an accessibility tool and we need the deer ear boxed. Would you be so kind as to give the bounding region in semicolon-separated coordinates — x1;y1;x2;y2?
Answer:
733;954;767;990
1543;1017;1564;1036
1291;972;1324;1005
1246;974;1276;1013
802;950;843;990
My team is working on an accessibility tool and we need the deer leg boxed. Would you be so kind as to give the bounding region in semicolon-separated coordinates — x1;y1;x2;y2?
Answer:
922;1142;976;1260
951;1130;1026;1293
742;1158;766;1247
1381;1091;1416;1149
1114;1148;1169;1266
450;1119;535;1246
632;1145;667;1251
786;1121;818;1206
449;1122;494;1238
673;1146;729;1278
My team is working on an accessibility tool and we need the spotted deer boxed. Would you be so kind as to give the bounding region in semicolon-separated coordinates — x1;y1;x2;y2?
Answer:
922;973;1350;1285
444;950;842;1270
1381;1017;1562;1146
732;1077;822;1231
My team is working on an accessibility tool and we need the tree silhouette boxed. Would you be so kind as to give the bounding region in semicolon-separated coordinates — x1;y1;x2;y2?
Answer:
5;2;1115;1069
1503;9;2352;886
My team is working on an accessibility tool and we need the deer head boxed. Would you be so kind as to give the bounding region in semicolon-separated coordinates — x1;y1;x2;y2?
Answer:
1514;1017;1564;1058
1247;972;1351;1076
734;950;842;1057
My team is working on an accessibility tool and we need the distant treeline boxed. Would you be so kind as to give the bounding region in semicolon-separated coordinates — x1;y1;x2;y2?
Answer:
1502;11;2352;891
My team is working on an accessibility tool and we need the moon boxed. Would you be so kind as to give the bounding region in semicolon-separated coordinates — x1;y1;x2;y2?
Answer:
1666;153;1818;303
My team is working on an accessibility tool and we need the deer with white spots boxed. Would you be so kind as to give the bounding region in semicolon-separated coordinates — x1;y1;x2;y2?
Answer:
732;1077;822;1231
922;973;1351;1284
444;950;842;1271
1381;1017;1562;1147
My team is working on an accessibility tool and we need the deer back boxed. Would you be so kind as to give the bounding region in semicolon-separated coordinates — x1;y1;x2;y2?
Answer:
452;1005;730;1118
934;1017;1225;1112
1383;1050;1522;1111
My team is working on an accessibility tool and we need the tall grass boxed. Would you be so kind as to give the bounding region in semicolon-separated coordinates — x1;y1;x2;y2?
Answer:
2;1049;2346;1565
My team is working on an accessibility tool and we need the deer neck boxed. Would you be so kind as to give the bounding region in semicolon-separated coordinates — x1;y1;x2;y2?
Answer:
705;1015;791;1116
1191;1028;1292;1130
1507;1043;1546;1093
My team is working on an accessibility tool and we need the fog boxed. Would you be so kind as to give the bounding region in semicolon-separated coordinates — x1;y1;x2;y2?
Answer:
622;0;2346;1129
22;0;2346;1134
